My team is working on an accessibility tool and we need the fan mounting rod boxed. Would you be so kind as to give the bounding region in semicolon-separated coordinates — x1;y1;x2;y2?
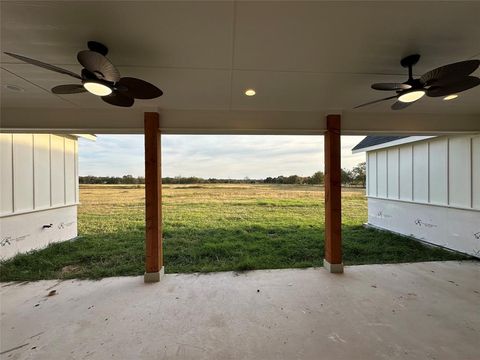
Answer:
401;54;420;80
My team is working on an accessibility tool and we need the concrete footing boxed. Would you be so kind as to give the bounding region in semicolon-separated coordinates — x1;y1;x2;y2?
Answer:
323;259;344;273
144;266;165;283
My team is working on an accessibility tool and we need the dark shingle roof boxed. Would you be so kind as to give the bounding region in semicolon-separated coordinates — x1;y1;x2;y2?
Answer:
352;136;409;151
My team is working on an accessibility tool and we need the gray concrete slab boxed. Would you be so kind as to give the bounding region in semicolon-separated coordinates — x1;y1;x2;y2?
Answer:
1;261;479;360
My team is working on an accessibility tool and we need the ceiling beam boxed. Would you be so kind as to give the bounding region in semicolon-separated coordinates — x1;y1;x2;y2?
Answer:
341;112;480;135
1;107;478;135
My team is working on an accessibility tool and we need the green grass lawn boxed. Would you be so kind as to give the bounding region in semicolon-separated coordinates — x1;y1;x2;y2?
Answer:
0;184;470;281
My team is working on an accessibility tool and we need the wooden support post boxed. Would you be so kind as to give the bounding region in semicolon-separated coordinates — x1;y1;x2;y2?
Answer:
324;114;343;273
144;112;164;282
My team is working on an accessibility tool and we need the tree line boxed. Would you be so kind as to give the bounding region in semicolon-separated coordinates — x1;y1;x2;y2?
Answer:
80;162;366;187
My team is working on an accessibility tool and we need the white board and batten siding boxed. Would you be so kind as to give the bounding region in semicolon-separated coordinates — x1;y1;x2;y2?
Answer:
0;134;79;259
366;134;480;258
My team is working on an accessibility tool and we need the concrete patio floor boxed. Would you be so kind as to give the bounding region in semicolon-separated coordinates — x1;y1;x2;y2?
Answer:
1;261;479;360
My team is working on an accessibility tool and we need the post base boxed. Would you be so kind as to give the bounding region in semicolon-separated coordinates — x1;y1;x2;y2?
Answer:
144;266;165;283
323;259;344;273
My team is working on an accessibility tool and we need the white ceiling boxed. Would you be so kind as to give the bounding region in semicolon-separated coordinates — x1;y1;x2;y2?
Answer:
1;1;479;133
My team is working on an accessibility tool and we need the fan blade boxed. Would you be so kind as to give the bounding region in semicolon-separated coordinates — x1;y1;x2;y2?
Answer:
426;76;480;97
391;100;417;110
51;84;86;94
4;52;81;80
420;60;480;86
101;90;134;107
354;95;398;109
77;50;120;83
371;83;411;91
117;77;163;99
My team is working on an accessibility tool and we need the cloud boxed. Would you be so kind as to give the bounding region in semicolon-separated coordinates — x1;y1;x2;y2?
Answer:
79;135;365;178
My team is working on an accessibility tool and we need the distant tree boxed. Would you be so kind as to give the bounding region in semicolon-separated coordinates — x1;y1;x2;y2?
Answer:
80;175;145;185
341;169;352;185
351;162;366;187
79;170;339;186
286;175;302;184
122;175;136;184
308;171;324;184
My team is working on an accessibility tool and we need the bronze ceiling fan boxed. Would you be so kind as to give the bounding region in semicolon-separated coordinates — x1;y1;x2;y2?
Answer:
355;54;480;110
4;41;163;107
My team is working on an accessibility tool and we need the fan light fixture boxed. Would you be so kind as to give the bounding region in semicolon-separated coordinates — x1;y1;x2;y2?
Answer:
4;42;163;107
245;89;256;96
443;94;458;101
354;54;480;110
398;90;425;103
83;81;112;96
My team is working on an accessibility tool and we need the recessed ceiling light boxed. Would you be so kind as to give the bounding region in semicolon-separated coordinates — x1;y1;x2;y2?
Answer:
398;90;425;103
244;89;256;96
3;84;25;92
83;81;112;96
443;94;458;101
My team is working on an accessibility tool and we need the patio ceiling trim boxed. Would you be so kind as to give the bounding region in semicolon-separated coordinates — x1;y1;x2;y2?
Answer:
1;108;479;135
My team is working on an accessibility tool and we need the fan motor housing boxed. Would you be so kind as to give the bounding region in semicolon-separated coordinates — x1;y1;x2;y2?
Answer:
87;41;109;56
401;54;420;68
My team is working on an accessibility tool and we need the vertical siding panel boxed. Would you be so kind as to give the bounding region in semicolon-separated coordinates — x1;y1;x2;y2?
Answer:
386;150;389;197
377;150;387;198
411;145;414;201
63;137;67;205
472;135;480;209
34;134;52;209
12;134;14;212
50;135;66;206
12;134;34;212
447;137;450;206
427;141;430;203
376;152;378;196
397;147;401;199
0;134;14;214
75;140;79;203
449;136;471;208
49;135;52;207
428;137;448;205
65;137;76;204
32;134;36;209
365;152;370;196
399;145;413;201
368;152;377;197
413;143;429;203
470;136;474;209
387;148;399;199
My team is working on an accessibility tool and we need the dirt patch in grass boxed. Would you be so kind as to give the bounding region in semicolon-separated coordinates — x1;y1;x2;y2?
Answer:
60;265;81;275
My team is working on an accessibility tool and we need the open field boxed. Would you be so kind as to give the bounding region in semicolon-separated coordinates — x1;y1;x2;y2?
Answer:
0;184;470;281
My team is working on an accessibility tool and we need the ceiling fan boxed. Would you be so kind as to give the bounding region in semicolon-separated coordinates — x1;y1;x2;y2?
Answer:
4;41;163;107
355;54;480;110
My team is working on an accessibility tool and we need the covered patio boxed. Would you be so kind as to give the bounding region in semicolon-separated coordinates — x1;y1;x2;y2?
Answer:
1;261;479;359
1;1;479;358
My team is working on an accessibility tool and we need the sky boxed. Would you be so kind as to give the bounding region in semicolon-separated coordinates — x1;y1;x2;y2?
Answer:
79;135;366;179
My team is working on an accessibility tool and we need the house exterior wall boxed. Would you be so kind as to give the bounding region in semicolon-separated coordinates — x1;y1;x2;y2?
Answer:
0;134;79;259
366;134;480;258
